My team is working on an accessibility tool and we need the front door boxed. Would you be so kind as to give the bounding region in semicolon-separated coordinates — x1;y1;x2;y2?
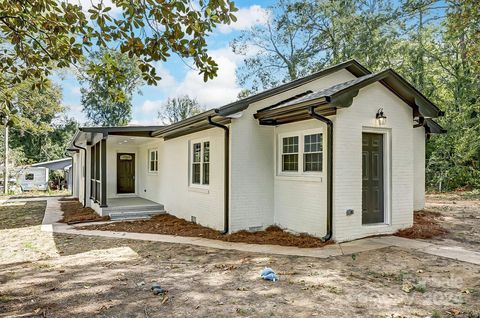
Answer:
117;153;135;194
362;133;384;224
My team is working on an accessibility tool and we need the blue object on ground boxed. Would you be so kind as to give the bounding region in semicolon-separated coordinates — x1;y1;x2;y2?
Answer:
261;267;279;282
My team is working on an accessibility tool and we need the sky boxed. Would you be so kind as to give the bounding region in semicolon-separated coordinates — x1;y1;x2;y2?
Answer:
56;0;275;126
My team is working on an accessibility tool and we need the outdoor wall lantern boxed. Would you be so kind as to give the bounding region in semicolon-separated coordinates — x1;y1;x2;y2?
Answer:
376;108;387;126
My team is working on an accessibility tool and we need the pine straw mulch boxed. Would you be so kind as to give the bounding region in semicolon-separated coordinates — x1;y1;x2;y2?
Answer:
59;200;110;224
395;210;449;239
79;213;333;248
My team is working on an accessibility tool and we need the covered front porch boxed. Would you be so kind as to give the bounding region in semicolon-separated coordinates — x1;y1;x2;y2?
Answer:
67;126;165;219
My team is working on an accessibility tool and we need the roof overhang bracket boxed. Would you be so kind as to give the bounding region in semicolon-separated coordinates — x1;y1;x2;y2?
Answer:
327;89;359;108
413;116;425;128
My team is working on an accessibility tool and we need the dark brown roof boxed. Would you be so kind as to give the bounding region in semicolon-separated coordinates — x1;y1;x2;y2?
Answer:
256;69;442;118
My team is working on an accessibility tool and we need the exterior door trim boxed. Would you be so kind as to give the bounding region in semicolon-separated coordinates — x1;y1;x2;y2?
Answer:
362;127;391;226
115;150;138;197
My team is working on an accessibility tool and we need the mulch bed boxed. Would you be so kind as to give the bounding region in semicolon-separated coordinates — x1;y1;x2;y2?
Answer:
395;210;449;239
59;200;110;224
79;213;333;248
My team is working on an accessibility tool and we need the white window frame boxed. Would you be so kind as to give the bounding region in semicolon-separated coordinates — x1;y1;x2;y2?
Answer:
189;138;210;189
148;148;159;174
277;129;324;177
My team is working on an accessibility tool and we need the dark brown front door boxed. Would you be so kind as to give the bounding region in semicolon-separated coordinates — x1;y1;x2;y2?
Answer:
362;133;385;224
117;153;135;194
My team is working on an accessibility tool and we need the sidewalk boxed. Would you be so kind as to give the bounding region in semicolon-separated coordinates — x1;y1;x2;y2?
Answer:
42;198;480;264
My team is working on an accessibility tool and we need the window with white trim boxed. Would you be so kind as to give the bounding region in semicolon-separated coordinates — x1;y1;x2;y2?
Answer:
279;131;323;174
191;140;210;186
148;149;158;173
303;133;322;172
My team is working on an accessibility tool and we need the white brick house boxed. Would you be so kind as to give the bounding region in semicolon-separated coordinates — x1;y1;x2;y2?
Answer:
67;60;445;242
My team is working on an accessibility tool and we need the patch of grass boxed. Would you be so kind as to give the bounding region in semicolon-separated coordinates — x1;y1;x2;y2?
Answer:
414;282;427;293
431;310;442;318
0;294;14;303
22;241;36;250
235;308;250;316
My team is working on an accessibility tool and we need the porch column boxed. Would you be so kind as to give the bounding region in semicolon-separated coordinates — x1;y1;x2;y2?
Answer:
100;137;108;207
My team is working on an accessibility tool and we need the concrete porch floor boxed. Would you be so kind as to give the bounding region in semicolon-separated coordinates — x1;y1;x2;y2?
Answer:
107;197;161;208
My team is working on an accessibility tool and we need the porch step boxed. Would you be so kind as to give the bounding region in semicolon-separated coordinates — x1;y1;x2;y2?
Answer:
109;209;166;221
103;203;165;213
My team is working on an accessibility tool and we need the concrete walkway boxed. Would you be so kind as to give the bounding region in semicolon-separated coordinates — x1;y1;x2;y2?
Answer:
40;197;480;264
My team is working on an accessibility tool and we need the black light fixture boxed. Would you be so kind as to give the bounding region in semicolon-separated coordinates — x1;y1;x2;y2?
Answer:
376;108;387;126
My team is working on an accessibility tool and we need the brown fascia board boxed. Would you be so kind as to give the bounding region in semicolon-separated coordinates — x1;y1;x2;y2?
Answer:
255;69;443;120
216;59;371;117
79;126;164;134
151;109;218;137
66;126;164;151
150;60;371;138
327;69;442;118
424;118;447;134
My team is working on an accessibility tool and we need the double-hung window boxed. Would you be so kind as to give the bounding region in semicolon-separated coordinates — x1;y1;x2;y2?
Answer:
191;140;210;186
148;149;158;173
279;131;323;174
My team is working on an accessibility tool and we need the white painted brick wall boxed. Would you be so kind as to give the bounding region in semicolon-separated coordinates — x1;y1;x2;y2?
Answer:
413;127;426;210
229;69;356;233
333;82;414;242
134;128;225;230
274;120;328;237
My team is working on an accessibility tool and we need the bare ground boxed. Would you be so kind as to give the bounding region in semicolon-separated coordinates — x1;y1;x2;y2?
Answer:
0;196;479;317
424;192;480;250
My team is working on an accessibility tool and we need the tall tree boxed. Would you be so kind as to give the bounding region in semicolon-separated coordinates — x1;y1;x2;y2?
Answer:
79;49;143;126
158;95;203;124
233;0;480;191
425;0;480;190
0;0;238;89
0;77;78;164
232;0;401;92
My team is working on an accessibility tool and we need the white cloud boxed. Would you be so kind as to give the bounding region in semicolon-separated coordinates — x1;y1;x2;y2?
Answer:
218;5;269;34
171;46;247;108
140;99;163;113
135;44;257;120
154;64;177;90
66;103;88;124
129;118;163;126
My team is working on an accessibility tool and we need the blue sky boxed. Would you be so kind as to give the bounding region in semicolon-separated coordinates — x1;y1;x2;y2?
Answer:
56;0;275;126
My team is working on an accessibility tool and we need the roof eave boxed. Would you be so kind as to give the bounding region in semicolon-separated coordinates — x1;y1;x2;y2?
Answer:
217;59;371;117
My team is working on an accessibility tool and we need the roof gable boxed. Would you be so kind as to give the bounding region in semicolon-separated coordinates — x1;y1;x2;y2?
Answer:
216;59;371;117
256;69;442;119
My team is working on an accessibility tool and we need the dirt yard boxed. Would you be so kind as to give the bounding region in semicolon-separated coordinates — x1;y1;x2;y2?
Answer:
0;195;479;317
424;192;480;250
